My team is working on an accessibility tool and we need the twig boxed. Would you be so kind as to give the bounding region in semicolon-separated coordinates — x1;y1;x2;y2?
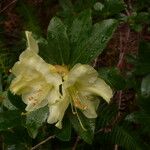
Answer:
114;144;118;150
125;8;130;16
0;0;17;14
93;57;98;68
31;135;55;150
124;0;132;16
72;136;80;150
117;26;130;70
117;31;123;69
128;0;132;12
118;91;123;114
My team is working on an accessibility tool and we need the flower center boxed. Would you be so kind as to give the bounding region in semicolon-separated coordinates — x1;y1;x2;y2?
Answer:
50;65;69;76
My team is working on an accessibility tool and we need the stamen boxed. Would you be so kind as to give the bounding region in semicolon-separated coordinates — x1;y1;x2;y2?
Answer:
21;112;28;115
69;87;88;130
70;101;76;114
69;94;76;114
74;106;87;131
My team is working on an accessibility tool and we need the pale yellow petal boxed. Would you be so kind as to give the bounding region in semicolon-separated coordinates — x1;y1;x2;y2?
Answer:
10;68;42;94
10;75;28;94
9;31;64;116
19;50;51;75
47;88;61;105
65;64;98;88
25;31;39;53
47;97;69;129
22;81;51;111
85;78;113;103
12;51;62;87
82;97;100;118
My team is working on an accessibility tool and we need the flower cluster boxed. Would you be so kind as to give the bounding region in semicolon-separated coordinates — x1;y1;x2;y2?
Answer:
10;31;113;129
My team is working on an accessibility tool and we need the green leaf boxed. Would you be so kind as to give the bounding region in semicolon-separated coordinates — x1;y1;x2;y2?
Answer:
0;110;22;131
141;74;150;98
47;17;70;65
93;2;104;11
0;73;2;91
59;0;74;13
2;92;17;110
135;12;150;24
4;143;28;150
138;41;150;62
134;41;150;75
55;117;71;141
102;0;125;16
99;67;126;90
131;23;143;32
135;62;150;75
0;47;23;72
25;106;49;138
38;37;56;64
97;103;118;128
108;124;143;150
58;0;74;27
70;9;92;47
3;127;31;145
69;111;95;144
7;91;26;110
16;0;42;35
3;131;23;145
71;19;118;65
126;111;150;133
73;0;96;12
138;96;150;115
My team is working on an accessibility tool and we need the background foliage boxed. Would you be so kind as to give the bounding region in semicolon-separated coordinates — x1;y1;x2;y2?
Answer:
0;0;150;149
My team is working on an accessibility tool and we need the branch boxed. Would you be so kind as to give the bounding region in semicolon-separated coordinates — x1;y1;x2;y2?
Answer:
31;135;55;150
117;27;130;70
0;0;17;14
72;136;80;150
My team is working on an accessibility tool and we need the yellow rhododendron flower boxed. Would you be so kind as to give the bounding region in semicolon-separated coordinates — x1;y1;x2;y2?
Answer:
10;31;62;112
10;31;113;129
47;64;113;129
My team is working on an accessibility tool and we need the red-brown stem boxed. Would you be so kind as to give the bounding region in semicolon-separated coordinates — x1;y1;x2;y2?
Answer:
72;136;80;150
